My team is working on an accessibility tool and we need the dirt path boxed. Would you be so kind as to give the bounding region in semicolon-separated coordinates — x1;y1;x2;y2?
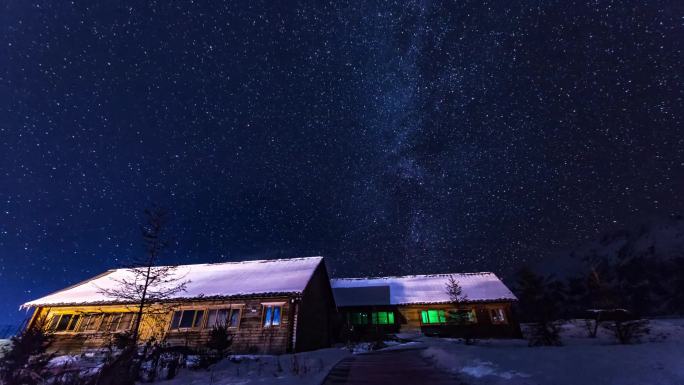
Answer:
321;347;464;385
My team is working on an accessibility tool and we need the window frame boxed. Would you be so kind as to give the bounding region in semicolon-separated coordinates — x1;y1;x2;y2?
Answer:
370;311;395;325
96;312;135;333
66;314;81;331
261;302;285;328
449;308;478;324
202;305;244;330
169;305;244;332
227;308;242;329
48;314;61;331
420;309;447;325
489;308;507;325
77;313;104;333
47;313;83;333
105;313;122;332
169;309;206;331
48;312;135;334
98;313;114;332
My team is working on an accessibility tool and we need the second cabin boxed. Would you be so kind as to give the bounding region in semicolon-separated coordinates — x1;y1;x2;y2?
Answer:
21;257;336;355
331;273;522;339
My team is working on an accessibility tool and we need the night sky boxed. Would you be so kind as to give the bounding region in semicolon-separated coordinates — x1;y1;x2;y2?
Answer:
1;1;682;325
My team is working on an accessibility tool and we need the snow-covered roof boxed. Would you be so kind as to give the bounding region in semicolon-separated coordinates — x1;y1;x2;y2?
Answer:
22;256;324;308
331;273;517;307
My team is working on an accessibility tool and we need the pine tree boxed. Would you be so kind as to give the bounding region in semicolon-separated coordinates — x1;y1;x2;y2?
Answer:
445;275;475;344
445;275;469;323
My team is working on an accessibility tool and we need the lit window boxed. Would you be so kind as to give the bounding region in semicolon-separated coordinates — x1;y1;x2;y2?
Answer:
48;314;81;332
420;309;446;324
489;308;506;324
106;314;122;332
48;315;60;331
78;314;103;332
96;313;134;332
57;314;72;331
66;315;80;331
98;314;113;332
263;305;282;327
119;313;134;331
371;312;395;325
77;314;98;332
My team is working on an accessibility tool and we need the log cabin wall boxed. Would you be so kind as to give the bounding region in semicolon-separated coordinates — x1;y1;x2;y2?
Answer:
396;301;521;338
36;295;297;355
163;297;294;354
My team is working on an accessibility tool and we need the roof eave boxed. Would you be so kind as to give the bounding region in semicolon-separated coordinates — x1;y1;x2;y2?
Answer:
20;291;305;309
334;298;518;307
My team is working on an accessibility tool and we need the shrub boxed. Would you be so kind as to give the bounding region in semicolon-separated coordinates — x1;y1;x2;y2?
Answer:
0;323;53;385
206;325;233;357
527;321;562;347
604;319;650;344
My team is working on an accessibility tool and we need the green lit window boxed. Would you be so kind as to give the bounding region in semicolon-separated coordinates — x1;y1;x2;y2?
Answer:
350;312;369;325
420;309;446;324
371;311;395;325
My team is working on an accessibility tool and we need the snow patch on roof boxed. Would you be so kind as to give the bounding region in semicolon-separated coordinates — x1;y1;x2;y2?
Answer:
22;256;323;308
331;272;517;306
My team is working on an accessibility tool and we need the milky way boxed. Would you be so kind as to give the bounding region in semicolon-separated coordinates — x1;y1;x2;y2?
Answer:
1;1;682;324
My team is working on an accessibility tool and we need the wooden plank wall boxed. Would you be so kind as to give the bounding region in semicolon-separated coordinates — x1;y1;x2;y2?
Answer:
338;301;522;339
37;296;297;355
396;302;516;331
295;262;337;352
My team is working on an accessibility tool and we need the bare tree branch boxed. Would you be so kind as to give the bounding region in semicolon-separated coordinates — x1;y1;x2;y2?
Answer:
96;206;188;344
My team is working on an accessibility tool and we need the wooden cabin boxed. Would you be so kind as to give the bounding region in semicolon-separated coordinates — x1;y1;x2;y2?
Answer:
331;273;522;339
21;257;336;355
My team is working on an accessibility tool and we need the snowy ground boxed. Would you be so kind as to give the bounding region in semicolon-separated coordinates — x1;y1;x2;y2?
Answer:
422;318;684;385
39;319;684;384
42;347;351;385
159;348;350;385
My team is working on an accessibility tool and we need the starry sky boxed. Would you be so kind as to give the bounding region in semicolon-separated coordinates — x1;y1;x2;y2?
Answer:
1;1;682;325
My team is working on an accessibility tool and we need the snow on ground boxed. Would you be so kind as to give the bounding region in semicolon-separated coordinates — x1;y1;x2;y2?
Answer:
157;348;350;385
422;319;684;385
0;339;11;359
44;340;413;385
45;351;108;380
39;321;684;384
